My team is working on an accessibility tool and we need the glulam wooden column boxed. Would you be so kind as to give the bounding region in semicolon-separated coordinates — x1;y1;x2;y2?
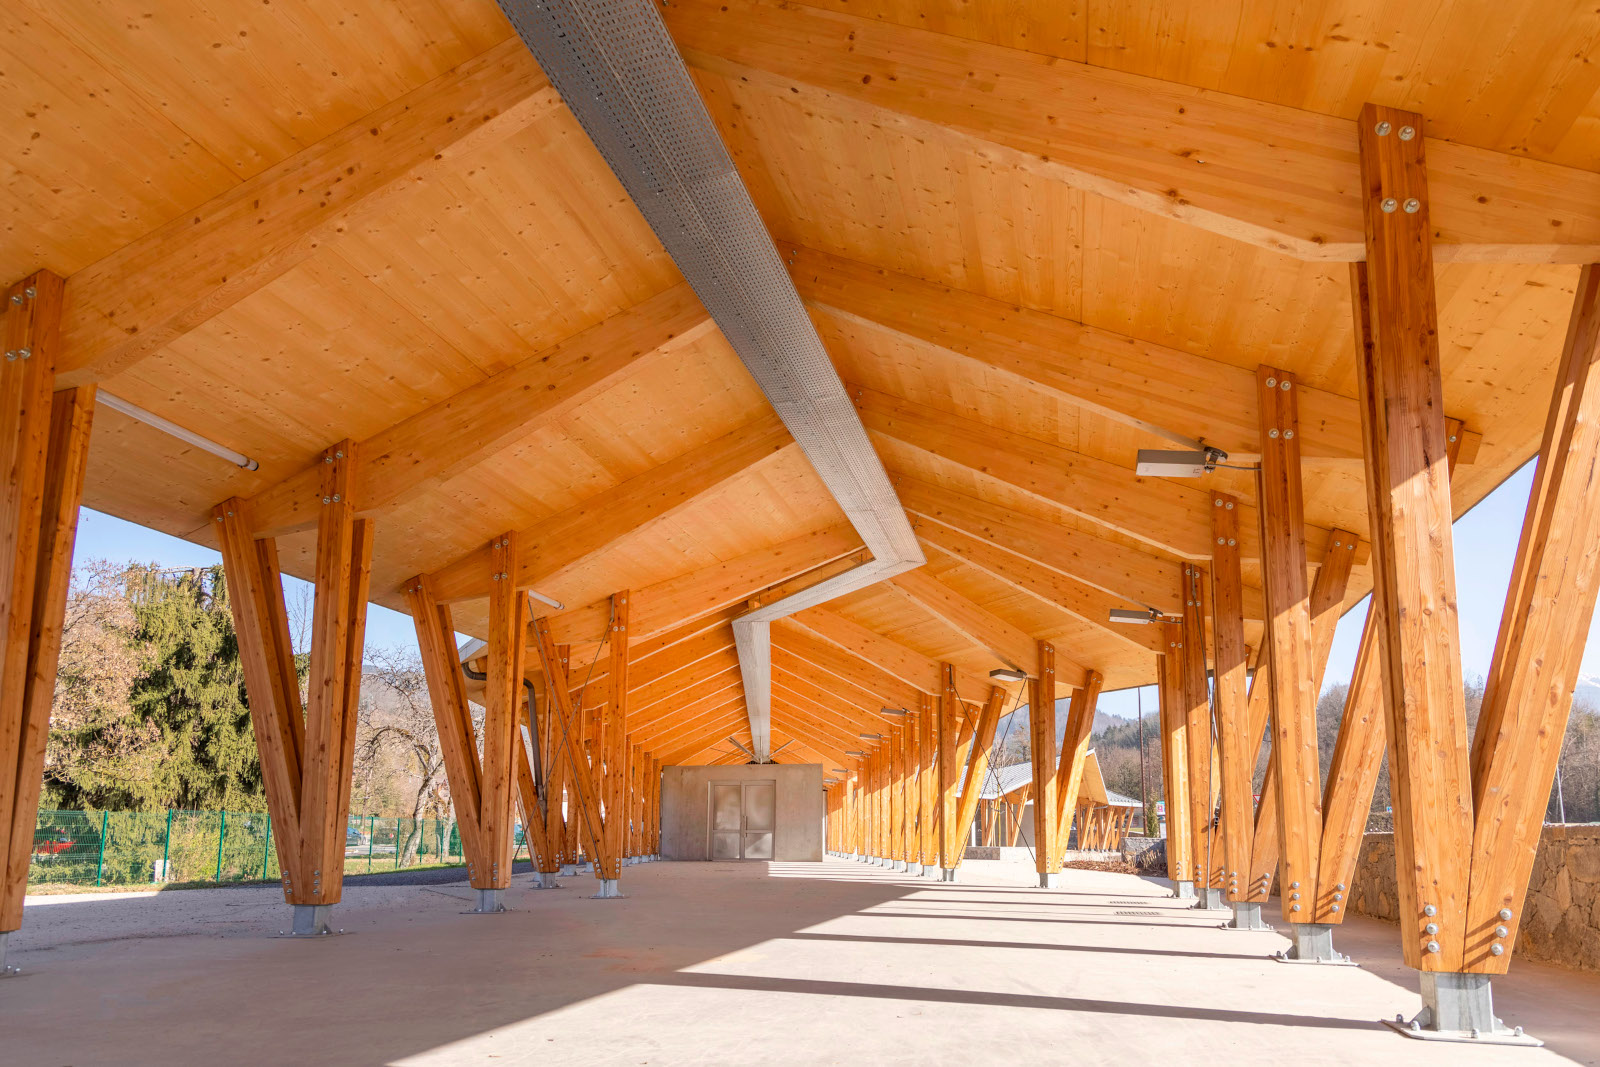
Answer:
1157;625;1193;884
1027;642;1060;879
0;271;95;940
1355;103;1473;970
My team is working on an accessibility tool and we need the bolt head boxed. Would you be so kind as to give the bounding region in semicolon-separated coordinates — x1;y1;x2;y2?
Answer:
1291;904;1300;912
1424;904;1438;917
1268;428;1280;439
1280;380;1290;391
1495;925;1508;938
1331;904;1340;912
1284;429;1295;439
1403;198;1421;214
1425;922;1439;935
1265;377;1277;388
1381;197;1398;213
1491;944;1505;956
321;496;331;504
1375;120;1392;136
1398;125;1416;141
1499;908;1513;921
1290;881;1300;890
1426;940;1440;953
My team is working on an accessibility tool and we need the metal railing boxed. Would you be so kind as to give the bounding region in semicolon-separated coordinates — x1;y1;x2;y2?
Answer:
27;809;522;888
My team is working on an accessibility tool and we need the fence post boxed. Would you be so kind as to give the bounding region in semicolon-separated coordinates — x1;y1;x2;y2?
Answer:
261;813;272;880
96;810;109;886
214;809;226;883
395;817;403;870
161;809;173;882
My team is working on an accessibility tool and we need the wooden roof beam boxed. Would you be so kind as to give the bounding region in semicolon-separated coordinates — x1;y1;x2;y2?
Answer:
885;568;1090;686
428;412;795;602
664;0;1600;263
915;525;1168;655
542;524;867;651
784;606;988;704
769;654;897;731
770;618;923;711
61;38;561;386
858;384;1356;566
794;247;1480;464
218;283;714;541
894;475;1193;617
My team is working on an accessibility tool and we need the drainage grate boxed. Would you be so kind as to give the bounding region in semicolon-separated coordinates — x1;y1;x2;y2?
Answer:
1114;910;1163;917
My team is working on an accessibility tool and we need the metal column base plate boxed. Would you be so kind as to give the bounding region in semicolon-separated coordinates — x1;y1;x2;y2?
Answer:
276;905;343;937
1174;880;1197;900
463;889;507;914
0;930;15;976
1192;887;1229;910
905;862;923;876
1272;923;1357;966
531;871;561;890
1224;902;1275;932
592;879;625;899
1382;1017;1541;1046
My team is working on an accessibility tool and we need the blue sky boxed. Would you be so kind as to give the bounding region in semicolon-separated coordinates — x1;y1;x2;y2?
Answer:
73;456;1585;716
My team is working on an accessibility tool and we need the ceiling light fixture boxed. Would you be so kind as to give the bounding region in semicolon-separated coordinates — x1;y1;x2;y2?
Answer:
845;750;864;757
99;392;260;470
1136;446;1228;477
989;667;1028;683
1109;607;1165;625
859;733;883;741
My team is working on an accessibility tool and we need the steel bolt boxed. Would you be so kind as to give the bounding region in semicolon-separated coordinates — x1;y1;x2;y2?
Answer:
1403;198;1421;214
1331;904;1340;913
1398;126;1416;141
1491;944;1505;956
1284;429;1295;439
1280;380;1290;391
1425;922;1439;935
1336;883;1346;891
1426;940;1440;954
1291;904;1300;912
1381;198;1398;213
1290;892;1300;900
1424;903;1438;917
1375;121;1392;136
1495;925;1508;938
24;286;35;298
1290;882;1300;890
1269;428;1280;439
322;496;331;504
17;348;28;359
1266;377;1277;388
1499;908;1513;921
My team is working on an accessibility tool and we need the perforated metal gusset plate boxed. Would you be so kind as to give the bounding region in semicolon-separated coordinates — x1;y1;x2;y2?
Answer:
496;0;924;758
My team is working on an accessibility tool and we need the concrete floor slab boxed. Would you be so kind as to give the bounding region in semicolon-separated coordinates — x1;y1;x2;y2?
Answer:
4;858;1597;1065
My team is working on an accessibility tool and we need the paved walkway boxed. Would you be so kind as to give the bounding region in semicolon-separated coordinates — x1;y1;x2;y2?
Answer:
4;857;1597;1065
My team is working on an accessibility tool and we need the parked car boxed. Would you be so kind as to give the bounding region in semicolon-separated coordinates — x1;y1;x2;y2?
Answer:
33;832;75;857
346;827;367;849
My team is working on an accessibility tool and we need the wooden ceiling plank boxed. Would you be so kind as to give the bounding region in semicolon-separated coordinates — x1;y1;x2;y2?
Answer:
916;523;1167;655
859;383;1350;565
794;246;1481;464
230;283;714;540
663;0;1600;263
544;524;866;649
785;605;986;704
429;412;795;601
771;617;922;711
60;38;560;386
886;568;1089;685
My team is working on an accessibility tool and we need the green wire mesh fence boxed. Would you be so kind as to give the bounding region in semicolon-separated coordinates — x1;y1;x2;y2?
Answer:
28;809;525;888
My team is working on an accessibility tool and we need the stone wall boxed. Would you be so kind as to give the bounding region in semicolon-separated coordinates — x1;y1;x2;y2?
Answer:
1347;824;1600;973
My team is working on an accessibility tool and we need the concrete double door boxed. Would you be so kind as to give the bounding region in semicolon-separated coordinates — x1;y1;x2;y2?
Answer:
710;780;776;860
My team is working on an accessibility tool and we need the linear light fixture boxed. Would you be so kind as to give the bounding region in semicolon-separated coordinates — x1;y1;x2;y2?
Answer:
859;733;883;741
844;750;864;757
1109;608;1164;625
526;590;565;611
880;707;907;716
1136;446;1227;477
989;667;1028;683
99;392;259;470
830;768;848;774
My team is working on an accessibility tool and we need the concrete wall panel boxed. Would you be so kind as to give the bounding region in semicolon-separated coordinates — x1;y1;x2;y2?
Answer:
660;764;824;861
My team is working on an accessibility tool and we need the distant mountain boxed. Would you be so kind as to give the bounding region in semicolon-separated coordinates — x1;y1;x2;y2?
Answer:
1574;674;1600;710
993;698;1130;749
